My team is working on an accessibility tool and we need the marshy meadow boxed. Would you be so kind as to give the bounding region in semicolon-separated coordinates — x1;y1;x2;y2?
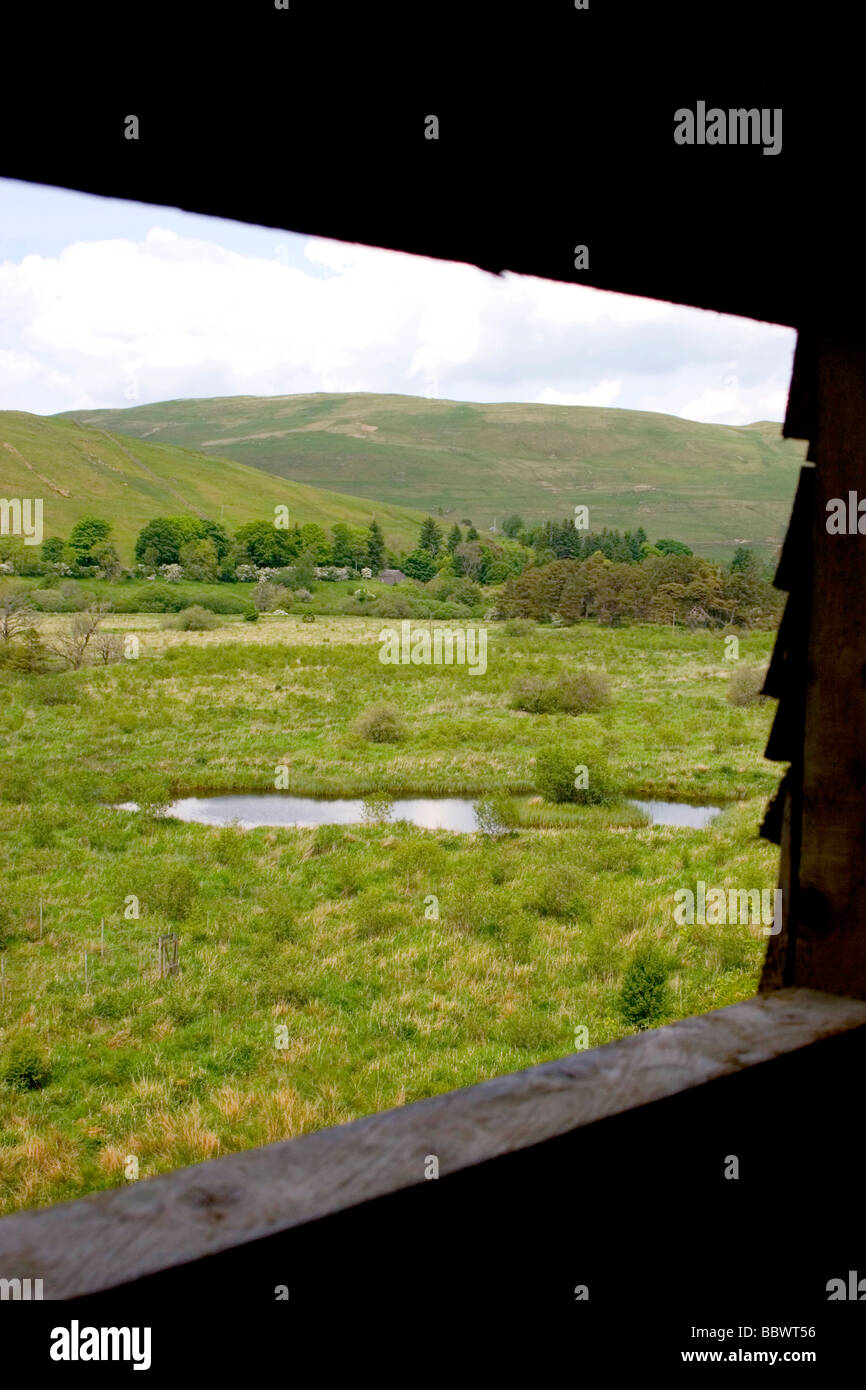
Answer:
0;608;778;1214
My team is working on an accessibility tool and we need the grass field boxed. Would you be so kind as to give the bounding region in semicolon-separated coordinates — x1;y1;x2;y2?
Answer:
0;616;781;1214
56;392;809;559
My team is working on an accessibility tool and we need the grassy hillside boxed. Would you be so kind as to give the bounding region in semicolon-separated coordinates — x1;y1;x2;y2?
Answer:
55;394;809;559
0;412;426;559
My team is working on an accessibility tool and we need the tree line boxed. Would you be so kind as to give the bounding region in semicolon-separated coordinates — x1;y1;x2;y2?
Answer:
499;548;781;628
1;507;778;628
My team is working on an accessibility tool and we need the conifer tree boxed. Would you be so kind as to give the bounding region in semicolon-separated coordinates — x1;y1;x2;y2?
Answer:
419;516;443;555
366;520;385;572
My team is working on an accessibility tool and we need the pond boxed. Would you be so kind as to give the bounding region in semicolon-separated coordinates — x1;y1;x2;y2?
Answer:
116;794;722;832
630;800;721;829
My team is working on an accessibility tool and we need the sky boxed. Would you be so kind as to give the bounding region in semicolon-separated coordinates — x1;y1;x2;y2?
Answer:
0;178;797;424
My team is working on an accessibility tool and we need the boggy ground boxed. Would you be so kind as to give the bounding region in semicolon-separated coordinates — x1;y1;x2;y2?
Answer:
0;617;779;1213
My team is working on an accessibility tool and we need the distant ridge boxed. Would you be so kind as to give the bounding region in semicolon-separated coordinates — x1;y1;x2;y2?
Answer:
55;392;808;559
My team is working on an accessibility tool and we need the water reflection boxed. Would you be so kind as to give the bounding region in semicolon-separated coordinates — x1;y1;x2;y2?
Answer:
115;794;723;832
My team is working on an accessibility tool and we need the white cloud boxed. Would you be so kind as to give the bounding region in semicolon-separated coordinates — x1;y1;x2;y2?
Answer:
0;196;797;423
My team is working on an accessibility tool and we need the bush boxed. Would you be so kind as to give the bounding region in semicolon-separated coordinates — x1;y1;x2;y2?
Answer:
726;664;768;706
294;588;313;603
511;668;610;714
450;579;483;608
371;594;413;619
504;618;534;636
147;863;198;920
163;606;222;631
618;946;670;1029
243;609;260;622
534;747;620;805
474;793;519;836
138;584;184;613
2;1035;52;1091
185;590;250;615
534;746;577;801
301;612;315;623
252;580;288;613
510;676;560;714
351;702;406;743
554;668;611;713
0;628;51;673
27;589;80;613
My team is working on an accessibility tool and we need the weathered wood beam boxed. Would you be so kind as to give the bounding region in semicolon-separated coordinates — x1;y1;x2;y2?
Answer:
1;988;865;1299
782;336;866;994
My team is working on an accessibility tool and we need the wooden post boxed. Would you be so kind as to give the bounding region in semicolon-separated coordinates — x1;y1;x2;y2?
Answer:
158;935;179;979
762;333;866;997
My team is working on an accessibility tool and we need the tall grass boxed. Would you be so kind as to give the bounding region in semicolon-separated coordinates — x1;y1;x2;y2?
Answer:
0;617;780;1214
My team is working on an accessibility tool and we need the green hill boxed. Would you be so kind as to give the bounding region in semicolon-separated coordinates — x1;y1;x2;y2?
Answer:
54;393;809;559
0;412;426;560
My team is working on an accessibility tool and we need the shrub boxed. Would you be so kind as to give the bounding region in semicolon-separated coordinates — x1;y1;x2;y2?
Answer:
555;668;611;713
252;580;287;613
45;608;111;671
163;606;221;631
450;579;483;608
0;628;51;673
510;676;561;714
371;594;413;619
138;584;184;613
2;1035;52;1091
184;590;250;615
301;612;315;623
351;702;406;744
618;945;670;1029
473;793;519;836
726;663;768;706
147;863;198;920
27;589;80;613
510;668;610;714
504;618;534;636
534;746;577;801
91;631;125;664
243;609;260;622
533;747;620;805
294;588;313;603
